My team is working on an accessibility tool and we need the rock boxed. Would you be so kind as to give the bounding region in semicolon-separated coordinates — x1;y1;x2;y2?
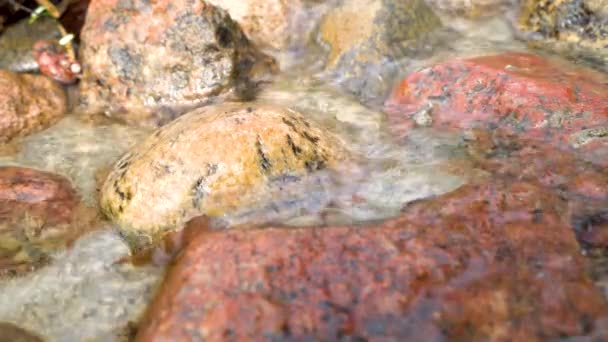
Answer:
462;129;608;250
78;0;278;127
0;166;96;276
136;180;608;340
100;103;350;249
33;40;81;85
516;0;608;64
0;17;61;73
0;70;66;142
385;52;608;152
466;130;608;201
205;0;316;51
317;0;442;103
0;322;43;342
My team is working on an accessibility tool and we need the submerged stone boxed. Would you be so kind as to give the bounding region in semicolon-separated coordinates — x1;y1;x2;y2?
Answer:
137;180;608;340
100;102;350;249
318;0;442;103
0;166;96;276
78;0;278;127
0;229;163;341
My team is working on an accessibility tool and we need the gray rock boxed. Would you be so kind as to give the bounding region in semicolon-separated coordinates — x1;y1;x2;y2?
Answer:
78;0;277;127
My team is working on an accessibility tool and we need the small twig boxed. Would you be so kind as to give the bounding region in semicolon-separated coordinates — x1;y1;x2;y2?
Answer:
55;22;75;60
33;0;59;18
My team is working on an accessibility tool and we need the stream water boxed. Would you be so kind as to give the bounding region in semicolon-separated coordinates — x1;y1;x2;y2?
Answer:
0;7;605;341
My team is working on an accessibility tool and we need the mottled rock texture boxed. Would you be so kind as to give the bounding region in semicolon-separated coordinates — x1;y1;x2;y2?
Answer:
206;0;320;51
137;181;608;340
100;103;349;249
0;70;66;142
517;0;608;64
318;0;442;103
78;0;277;126
385;52;608;157
0;167;95;276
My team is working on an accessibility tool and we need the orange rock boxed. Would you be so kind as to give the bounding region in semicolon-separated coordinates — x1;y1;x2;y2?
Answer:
137;180;608;340
0;70;66;142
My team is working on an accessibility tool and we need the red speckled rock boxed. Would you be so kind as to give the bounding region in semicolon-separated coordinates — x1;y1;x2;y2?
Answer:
465;130;608;202
136;180;608;341
385;52;608;150
33;40;80;84
0;167;96;276
78;0;277;127
0;70;66;142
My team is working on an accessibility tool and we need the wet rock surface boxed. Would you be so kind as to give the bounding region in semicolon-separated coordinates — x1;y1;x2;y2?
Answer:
137;180;608;340
0;166;96;276
205;0;323;51
33;40;80;85
318;0;442;103
1;1;608;340
517;0;608;64
385;52;608;156
100;102;350;249
0;70;66;142
78;0;278;127
465;130;608;203
0;17;61;73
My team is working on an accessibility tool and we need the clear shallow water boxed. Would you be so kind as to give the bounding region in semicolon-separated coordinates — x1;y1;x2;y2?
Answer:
0;11;603;341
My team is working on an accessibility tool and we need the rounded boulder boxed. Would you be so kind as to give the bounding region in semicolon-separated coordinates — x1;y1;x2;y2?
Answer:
100;102;349;248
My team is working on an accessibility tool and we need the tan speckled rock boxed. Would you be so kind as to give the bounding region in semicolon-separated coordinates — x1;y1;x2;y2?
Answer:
318;0;441;102
205;0;293;50
517;0;608;65
206;0;333;51
0;70;66;142
100;103;349;249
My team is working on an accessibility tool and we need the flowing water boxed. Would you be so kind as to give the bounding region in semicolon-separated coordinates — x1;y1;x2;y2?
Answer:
0;8;604;341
